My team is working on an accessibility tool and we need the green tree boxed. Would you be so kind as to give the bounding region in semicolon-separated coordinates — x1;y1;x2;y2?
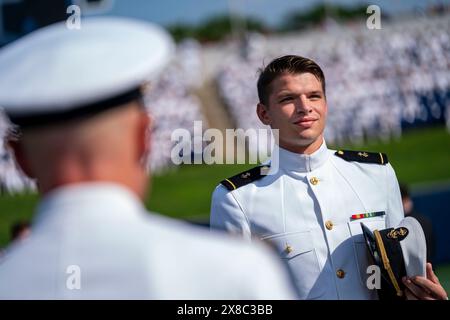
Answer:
280;3;369;32
167;14;268;43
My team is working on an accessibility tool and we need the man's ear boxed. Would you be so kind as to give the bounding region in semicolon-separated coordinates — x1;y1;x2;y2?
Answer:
257;103;271;125
7;139;34;178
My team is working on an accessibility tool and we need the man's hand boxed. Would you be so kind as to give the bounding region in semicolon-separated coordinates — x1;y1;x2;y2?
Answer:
402;263;448;300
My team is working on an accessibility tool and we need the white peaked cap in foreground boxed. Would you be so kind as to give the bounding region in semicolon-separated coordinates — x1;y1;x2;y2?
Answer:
0;16;174;126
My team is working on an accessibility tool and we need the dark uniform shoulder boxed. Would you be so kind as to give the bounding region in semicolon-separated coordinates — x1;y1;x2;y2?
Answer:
334;149;389;165
220;165;270;191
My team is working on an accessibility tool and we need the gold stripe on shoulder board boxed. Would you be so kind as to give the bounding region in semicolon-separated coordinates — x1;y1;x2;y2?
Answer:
225;178;237;190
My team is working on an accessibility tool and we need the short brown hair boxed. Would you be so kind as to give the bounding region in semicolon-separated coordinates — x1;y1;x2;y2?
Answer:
257;55;326;105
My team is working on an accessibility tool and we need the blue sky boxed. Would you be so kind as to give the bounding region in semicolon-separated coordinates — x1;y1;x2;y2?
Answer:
102;0;448;27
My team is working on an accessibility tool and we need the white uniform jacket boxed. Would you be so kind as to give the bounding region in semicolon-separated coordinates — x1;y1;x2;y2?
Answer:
0;183;296;299
211;141;404;299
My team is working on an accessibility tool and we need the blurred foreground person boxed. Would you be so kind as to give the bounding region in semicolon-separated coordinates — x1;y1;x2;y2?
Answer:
0;17;295;299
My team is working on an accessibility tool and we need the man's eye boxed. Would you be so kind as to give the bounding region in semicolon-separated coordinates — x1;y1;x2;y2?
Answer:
279;97;293;103
309;95;321;100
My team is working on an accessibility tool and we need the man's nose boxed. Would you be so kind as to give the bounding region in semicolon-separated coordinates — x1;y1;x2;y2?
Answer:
295;95;311;113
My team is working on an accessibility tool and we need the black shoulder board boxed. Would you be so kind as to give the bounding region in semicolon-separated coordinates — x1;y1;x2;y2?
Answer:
334;150;389;165
220;165;270;191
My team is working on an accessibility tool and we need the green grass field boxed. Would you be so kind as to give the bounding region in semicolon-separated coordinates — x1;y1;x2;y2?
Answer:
1;125;450;292
436;264;450;294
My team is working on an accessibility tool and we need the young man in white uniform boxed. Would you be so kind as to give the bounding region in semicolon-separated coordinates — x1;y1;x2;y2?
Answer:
211;55;447;300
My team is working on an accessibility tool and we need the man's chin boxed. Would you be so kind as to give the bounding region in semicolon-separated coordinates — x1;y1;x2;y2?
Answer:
295;135;320;146
279;137;317;149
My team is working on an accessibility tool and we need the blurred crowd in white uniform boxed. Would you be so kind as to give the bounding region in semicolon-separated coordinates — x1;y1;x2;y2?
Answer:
216;15;450;151
1;15;449;194
0;39;205;194
145;39;204;173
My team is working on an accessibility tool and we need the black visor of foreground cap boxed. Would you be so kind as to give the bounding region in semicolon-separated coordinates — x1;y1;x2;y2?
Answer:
7;87;143;128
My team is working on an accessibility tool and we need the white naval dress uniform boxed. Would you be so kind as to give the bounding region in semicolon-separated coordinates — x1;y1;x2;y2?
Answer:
211;141;404;300
0;183;296;299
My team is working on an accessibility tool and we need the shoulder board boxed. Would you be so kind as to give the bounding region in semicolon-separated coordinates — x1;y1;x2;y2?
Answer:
334;150;389;165
220;165;270;191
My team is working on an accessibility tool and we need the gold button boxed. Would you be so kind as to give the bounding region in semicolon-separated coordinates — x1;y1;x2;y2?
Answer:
285;245;293;254
325;220;334;230
336;269;346;279
337;150;344;155
310;177;319;185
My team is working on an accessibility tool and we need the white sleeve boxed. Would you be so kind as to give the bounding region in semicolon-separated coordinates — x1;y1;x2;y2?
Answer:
210;184;252;240
385;163;405;227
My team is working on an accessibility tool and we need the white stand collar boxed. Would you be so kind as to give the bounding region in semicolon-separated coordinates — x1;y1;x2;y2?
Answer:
270;140;330;173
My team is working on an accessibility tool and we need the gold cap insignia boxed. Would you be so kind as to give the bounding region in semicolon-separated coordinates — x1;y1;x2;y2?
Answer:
387;227;409;240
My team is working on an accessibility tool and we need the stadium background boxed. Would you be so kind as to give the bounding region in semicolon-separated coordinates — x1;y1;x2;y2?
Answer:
0;0;449;292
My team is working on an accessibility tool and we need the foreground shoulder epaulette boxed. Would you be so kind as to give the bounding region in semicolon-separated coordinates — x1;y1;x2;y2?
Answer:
220;165;270;191
334;150;389;165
